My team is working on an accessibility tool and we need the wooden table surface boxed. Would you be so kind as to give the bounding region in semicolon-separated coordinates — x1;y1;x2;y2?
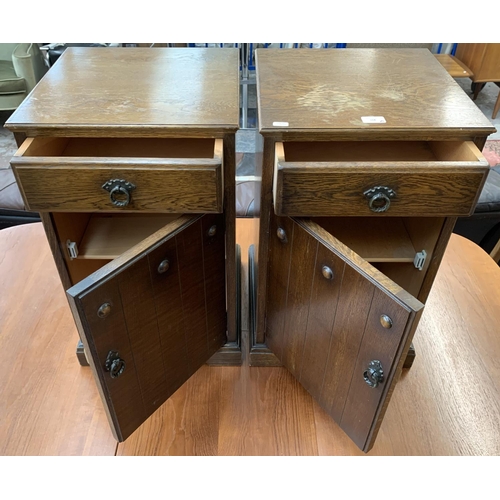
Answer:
256;49;494;136
1;220;500;455
6;47;240;136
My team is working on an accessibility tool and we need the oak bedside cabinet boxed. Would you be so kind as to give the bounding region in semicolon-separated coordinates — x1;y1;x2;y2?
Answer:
6;47;240;442
250;49;496;452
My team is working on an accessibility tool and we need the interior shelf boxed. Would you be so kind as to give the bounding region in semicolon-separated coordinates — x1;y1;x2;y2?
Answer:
311;217;417;263
77;214;181;259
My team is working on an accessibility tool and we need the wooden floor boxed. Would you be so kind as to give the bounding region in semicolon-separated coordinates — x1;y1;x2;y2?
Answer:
1;219;500;455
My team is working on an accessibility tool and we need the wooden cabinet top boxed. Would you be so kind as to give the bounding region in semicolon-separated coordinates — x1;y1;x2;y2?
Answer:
256;49;495;139
6;48;240;137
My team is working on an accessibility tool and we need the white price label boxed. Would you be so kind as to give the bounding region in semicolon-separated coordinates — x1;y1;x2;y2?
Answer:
361;116;386;124
272;121;289;127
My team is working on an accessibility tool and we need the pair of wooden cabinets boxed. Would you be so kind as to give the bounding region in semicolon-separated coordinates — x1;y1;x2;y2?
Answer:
6;47;495;452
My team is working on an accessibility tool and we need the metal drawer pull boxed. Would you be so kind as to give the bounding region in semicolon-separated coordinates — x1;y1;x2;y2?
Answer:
102;179;136;207
363;360;384;388
322;265;334;280
207;225;217;237
363;186;396;213
105;350;126;379
158;259;170;274
277;227;287;243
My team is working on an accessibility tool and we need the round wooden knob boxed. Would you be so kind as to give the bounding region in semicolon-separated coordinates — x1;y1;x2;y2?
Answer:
97;303;111;318
158;259;170;274
277;227;287;242
322;266;334;280
380;314;393;329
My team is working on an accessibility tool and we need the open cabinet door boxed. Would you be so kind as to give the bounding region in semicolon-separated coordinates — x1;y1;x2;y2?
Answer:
266;215;424;452
66;213;226;442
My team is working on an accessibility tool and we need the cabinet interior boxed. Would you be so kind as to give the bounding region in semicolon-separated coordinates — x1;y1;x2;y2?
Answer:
310;216;445;298
52;212;183;285
21;137;217;159
283;140;480;163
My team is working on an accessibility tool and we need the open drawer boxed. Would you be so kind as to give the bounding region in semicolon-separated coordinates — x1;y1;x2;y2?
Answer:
265;214;428;452
11;137;223;212
59;212;226;442
273;140;489;217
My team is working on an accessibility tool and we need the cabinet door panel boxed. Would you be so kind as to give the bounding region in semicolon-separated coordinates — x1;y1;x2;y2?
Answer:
266;216;423;452
266;215;295;360
67;214;226;442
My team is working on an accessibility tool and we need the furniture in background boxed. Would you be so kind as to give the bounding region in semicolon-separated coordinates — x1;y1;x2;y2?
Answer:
434;53;473;78
0;43;46;228
6;47;241;443
0;44;47;111
251;48;494;453
0;166;40;229
454;168;500;260
455;43;500;115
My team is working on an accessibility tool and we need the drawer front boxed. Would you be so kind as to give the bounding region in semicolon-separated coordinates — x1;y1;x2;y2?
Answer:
273;141;489;217
11;138;223;213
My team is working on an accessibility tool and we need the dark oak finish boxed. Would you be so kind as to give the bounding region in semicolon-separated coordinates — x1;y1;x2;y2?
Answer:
6;48;240;136
266;217;423;451
253;48;496;452
5;47;241;441
273;141;489;217
67;214;226;441
12;137;224;213
3;223;500;455
256;49;494;137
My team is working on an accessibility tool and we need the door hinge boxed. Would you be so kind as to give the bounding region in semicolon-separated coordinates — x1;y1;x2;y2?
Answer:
413;250;427;271
66;240;78;260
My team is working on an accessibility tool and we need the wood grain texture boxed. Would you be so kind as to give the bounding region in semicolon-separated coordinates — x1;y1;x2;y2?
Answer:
340;287;418;451
434;54;473;78
2;223;500;455
265;216;421;451
275;165;488;217
12;163;223;213
67;214;227;441
318;265;374;419
265;215;295;361
256;49;494;137
0;224;117;455
254;137;276;345
77;214;181;259
310;217;417;262
296;219;423;310
456;43;500;83
6;48;240;135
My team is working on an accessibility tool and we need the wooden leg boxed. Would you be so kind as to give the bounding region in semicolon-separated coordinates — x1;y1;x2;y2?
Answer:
207;244;243;366
403;343;416;370
472;82;486;101
76;340;89;366
493;88;500;120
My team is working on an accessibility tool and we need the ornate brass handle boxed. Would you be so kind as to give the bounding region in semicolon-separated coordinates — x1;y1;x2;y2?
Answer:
102;179;136;207
105;350;126;379
363;186;396;213
363;360;384;388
